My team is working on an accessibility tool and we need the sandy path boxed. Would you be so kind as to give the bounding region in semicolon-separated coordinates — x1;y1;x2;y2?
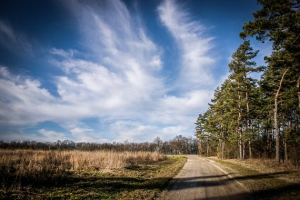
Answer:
158;155;251;200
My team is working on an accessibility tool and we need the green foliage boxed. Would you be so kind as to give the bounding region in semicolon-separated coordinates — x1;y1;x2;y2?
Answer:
196;0;300;164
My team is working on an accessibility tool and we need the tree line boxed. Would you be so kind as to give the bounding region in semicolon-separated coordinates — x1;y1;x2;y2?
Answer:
0;135;199;154
195;0;300;165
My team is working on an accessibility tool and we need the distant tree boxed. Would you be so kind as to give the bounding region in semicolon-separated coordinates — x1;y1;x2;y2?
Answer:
153;136;163;152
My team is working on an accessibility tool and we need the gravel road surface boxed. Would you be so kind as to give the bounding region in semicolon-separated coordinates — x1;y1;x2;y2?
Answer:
159;155;251;200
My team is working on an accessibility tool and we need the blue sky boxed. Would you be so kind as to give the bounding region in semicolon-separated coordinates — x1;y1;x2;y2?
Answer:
0;0;267;143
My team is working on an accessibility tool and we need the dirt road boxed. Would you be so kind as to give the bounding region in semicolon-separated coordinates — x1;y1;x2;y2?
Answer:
159;155;251;200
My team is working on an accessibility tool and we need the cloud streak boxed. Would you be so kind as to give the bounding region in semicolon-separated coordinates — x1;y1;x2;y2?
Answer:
0;0;218;143
0;67;56;126
0;20;33;55
158;0;215;90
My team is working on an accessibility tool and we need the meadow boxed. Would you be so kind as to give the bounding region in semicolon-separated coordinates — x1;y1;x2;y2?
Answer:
0;149;186;199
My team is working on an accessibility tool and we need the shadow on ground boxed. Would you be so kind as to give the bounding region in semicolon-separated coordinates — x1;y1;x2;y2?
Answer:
1;170;299;199
166;171;300;200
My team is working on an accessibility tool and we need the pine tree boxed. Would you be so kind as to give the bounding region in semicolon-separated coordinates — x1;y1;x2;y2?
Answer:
227;40;260;160
240;0;300;164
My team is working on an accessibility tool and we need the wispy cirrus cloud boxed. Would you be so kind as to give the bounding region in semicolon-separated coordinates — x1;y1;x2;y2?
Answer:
0;67;57;126
0;0;218;143
158;0;216;90
0;20;33;55
0;0;166;142
56;0;165;111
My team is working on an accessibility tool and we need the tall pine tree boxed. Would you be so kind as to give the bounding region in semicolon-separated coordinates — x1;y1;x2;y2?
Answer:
241;0;300;163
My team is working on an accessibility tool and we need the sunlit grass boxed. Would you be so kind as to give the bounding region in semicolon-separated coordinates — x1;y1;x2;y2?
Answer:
0;150;186;199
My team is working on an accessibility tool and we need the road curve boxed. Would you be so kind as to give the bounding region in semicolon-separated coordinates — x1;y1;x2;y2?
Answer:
158;155;251;200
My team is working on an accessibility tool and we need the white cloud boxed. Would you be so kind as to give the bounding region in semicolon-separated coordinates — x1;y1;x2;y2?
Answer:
0;127;67;142
108;121;191;142
0;67;57;126
158;0;216;90
109;120;157;142
161;125;189;138
0;0;165;140
50;48;78;58
54;0;165;113
0;0;218;143
70;127;109;143
38;129;68;142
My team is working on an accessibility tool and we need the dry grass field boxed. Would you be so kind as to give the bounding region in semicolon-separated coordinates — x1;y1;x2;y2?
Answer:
0;150;186;199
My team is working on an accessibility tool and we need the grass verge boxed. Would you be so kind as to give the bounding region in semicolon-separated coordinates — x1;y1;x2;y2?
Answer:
207;157;300;200
0;152;186;200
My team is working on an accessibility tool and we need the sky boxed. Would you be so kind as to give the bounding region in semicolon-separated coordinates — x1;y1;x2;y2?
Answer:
0;0;267;143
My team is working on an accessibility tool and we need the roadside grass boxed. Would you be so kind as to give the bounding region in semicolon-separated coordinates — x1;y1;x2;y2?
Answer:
207;157;300;200
0;150;186;199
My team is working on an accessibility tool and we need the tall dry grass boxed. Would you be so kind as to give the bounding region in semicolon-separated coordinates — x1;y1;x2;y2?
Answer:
0;150;166;194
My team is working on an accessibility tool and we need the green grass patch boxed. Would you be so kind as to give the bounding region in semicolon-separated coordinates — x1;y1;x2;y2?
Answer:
0;155;186;200
207;157;300;200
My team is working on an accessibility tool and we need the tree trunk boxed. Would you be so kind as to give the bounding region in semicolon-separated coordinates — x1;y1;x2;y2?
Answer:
242;142;245;160
267;127;272;159
249;139;252;159
217;139;221;159
238;88;243;160
274;67;290;164
283;120;291;162
239;128;243;160
284;138;288;162
246;90;252;158
206;139;209;157
274;97;280;163
198;140;202;156
221;140;225;159
221;130;225;159
297;76;300;108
